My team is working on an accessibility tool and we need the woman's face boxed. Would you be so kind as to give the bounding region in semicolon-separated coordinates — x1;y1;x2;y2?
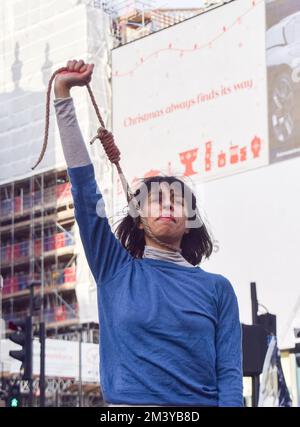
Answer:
138;181;189;245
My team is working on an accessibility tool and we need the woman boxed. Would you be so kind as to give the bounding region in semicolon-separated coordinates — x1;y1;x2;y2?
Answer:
54;59;243;407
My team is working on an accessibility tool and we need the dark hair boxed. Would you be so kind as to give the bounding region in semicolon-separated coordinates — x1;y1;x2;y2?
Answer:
115;176;213;266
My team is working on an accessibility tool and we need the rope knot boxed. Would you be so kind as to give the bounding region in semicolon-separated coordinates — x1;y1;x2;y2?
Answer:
90;127;120;164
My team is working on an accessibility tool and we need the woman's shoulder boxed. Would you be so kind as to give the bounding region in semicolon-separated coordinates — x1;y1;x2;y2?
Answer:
198;267;236;296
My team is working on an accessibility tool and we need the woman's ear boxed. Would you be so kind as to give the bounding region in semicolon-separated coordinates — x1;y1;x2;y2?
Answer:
184;228;190;235
137;217;144;230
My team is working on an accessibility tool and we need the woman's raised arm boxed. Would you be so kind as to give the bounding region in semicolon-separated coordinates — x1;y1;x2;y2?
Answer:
54;60;132;285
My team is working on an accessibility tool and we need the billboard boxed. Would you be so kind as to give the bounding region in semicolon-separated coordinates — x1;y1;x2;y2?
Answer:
266;0;300;163
112;0;268;189
0;1;112;185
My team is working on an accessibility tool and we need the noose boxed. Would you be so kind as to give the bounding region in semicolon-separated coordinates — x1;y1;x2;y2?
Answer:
32;67;180;252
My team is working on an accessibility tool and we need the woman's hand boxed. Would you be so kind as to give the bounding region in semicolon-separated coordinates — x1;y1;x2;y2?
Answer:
54;59;94;98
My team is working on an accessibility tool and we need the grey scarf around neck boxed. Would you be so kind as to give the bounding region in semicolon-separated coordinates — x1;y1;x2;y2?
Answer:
143;245;195;268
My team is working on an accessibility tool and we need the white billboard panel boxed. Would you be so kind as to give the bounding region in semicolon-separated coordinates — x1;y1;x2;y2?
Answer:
112;0;268;190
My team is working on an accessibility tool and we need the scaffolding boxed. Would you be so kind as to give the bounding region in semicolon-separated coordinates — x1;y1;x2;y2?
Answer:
0;168;78;331
95;0;205;46
113;10;203;45
0;168;102;406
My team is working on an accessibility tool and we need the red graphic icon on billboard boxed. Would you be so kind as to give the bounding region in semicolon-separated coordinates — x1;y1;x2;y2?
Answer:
179;148;198;176
251;136;262;158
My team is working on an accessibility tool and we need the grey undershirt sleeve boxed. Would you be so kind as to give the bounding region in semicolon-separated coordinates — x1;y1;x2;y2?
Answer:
54;97;91;168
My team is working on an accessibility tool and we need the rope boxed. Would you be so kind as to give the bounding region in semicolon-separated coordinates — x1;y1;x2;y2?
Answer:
32;67;181;252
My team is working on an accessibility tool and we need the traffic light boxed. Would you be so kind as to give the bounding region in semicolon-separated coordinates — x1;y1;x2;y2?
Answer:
294;328;300;339
295;342;300;368
293;328;300;368
6;384;21;407
258;313;277;336
8;316;32;380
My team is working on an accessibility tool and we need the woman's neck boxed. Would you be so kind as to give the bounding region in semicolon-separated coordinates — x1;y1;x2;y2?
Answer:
143;245;195;267
144;238;181;253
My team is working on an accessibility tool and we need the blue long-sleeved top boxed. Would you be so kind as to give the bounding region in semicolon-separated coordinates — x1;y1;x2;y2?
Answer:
68;163;243;407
